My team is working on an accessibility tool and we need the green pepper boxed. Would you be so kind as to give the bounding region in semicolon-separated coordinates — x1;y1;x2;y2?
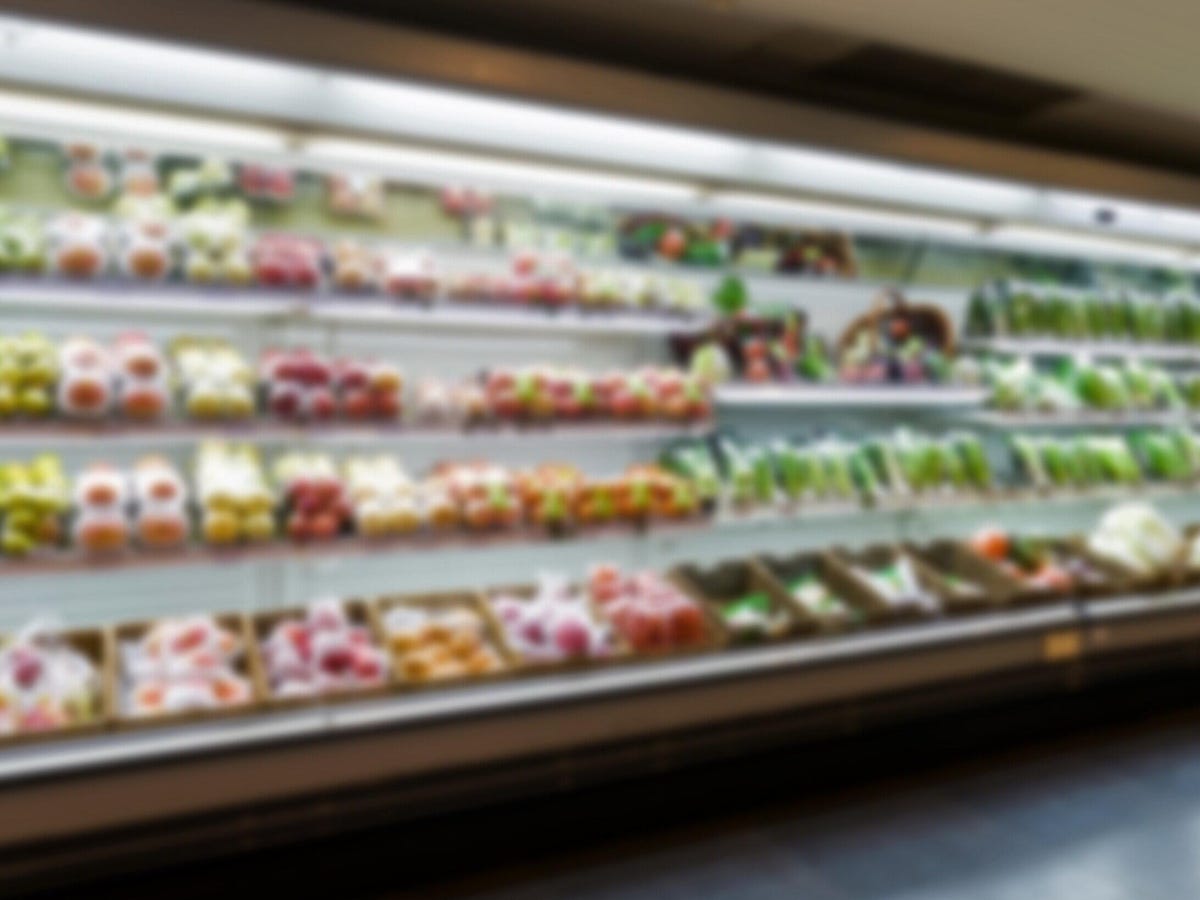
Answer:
1011;435;1047;489
952;432;992;489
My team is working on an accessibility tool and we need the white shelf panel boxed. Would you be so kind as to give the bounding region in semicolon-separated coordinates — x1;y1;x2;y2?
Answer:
0;420;710;450
972;410;1196;429
302;299;699;339
715;383;988;409
0;281;294;321
963;336;1200;364
0;280;702;338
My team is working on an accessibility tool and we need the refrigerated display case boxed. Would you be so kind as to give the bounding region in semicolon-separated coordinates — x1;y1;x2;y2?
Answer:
2;4;1200;886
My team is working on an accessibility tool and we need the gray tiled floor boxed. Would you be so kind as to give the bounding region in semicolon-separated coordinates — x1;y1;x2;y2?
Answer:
435;714;1200;900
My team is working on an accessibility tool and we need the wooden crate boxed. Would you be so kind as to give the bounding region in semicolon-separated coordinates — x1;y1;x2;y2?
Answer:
111;613;264;730
483;582;634;674
670;558;794;644
0;627;113;747
1059;536;1144;599
904;540;1020;612
1176;524;1200;587
832;544;946;624
753;550;873;632
250;600;393;710
369;591;518;690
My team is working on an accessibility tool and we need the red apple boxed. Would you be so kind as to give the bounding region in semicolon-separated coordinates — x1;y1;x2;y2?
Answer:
270;383;302;418
372;390;400;419
307;388;336;421
343;388;373;420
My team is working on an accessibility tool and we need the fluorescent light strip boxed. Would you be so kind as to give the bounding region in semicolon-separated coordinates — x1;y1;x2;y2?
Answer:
301;136;700;203
751;145;1036;220
0;88;289;155
985;224;1189;267
709;191;982;240
1041;190;1200;245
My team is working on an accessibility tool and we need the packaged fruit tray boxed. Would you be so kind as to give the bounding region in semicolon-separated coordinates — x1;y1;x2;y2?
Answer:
368;592;517;689
670;558;794;644
833;545;946;623
111;613;264;730
485;581;634;674
590;567;725;659
754;550;869;634
250;600;393;709
0;626;113;747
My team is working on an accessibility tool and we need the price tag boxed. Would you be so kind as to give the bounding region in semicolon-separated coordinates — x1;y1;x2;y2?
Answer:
1042;629;1083;662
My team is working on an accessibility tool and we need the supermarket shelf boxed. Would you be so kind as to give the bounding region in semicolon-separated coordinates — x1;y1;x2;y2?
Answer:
0;277;970;344
0;280;295;321
714;383;989;409
0;517;726;580
301;298;701;339
963;336;1200;364
0;280;704;338
15;583;1200;858
3;483;1195;584
971;409;1196;429
0;419;710;449
0;600;1080;796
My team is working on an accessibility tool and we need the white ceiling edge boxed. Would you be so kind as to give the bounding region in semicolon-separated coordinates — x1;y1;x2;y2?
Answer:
0;12;1197;264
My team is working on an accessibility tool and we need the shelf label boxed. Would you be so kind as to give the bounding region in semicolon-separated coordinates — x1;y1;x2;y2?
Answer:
1042;629;1083;662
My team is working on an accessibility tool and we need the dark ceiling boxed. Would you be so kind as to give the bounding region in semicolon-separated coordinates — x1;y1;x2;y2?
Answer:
267;0;1200;178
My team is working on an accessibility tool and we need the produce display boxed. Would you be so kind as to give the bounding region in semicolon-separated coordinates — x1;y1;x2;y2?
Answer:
489;575;620;664
967;527;1108;597
0;195;708;317
616;213;855;277
0;621;102;736
130;457;189;550
0;455;68;556
1085;502;1183;582
258;599;389;699
4;492;1200;744
6;119;1200;766
784;572;858;629
587;565;710;652
841;551;941;617
172;338;255;421
484;365;710;424
274;452;353;543
0;449;707;561
967;282;1200;344
663;429;993;509
1010;433;1144;489
380;597;507;683
0;331;707;430
194;442;275;545
987;357;1187;414
344;455;421;538
57;336;114;419
119;615;253;718
72;463;129;554
0;333;57;418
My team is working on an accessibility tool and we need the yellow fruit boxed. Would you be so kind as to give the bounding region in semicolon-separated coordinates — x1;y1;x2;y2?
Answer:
202;509;239;544
240;511;274;542
18;386;51;416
